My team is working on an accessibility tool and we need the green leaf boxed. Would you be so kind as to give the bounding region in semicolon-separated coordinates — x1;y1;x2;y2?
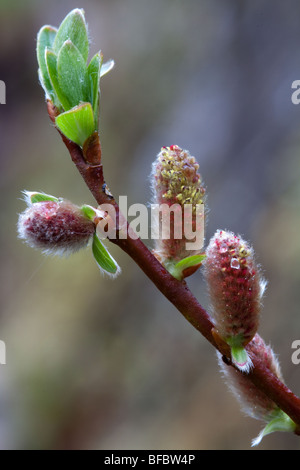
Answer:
55;102;95;147
36;25;57;98
81;204;97;220
92;233;120;277
87;51;103;127
166;254;206;280
252;411;296;447
230;346;251;372
226;335;252;373
45;48;70;110
53;8;89;62
30;193;59;204
23;191;59;205
57;40;89;109
174;254;206;272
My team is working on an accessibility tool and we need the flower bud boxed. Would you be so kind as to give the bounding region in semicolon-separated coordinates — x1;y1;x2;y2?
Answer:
204;230;266;371
218;334;296;446
18;192;96;255
151;145;206;279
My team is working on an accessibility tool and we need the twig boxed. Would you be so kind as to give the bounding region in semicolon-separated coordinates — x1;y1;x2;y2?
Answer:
48;101;300;435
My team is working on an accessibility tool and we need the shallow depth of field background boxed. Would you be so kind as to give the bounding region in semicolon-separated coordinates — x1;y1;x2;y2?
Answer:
0;0;300;450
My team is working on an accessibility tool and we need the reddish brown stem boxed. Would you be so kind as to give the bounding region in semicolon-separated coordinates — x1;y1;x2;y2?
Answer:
48;103;300;435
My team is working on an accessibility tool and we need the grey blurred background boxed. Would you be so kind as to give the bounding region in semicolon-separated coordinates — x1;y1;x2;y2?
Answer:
0;0;300;450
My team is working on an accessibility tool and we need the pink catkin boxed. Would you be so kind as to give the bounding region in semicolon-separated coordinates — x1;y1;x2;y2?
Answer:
204;230;265;346
18;200;96;255
151;145;205;262
218;334;283;421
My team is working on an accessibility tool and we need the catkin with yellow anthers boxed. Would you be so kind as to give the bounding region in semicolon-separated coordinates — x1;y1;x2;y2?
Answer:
151;145;206;264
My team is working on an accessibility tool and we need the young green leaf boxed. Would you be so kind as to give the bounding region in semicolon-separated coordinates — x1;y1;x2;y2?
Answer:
229;345;251;372
30;193;59;204
57;40;89;109
87;51;103;127
252;411;296;447
225;335;253;373
22;191;59;207
53;8;89;62
55;102;95;147
81;204;98;221
166;254;206;280
45;48;70;111
92;233;121;277
37;25;57;98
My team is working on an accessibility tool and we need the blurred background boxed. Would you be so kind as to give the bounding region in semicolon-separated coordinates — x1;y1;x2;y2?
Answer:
0;0;300;450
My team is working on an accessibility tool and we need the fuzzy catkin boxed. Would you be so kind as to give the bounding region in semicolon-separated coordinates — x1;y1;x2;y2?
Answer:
204;230;266;347
18;199;96;255
151;145;205;263
218;334;283;421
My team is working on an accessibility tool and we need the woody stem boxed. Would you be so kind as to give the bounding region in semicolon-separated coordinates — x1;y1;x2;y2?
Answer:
48;103;300;434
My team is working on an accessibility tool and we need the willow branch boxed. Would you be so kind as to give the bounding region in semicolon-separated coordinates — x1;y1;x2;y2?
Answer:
48;102;300;435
